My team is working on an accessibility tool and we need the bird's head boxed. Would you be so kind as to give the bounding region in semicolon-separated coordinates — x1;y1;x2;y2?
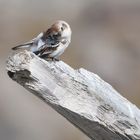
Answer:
51;20;72;42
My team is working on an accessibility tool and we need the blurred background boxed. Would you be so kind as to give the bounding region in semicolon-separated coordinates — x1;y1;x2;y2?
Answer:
0;0;140;140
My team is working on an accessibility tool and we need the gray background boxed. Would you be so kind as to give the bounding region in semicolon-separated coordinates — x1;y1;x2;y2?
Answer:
0;0;140;140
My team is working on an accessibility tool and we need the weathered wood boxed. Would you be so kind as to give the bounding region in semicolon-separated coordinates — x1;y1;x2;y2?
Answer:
6;51;140;140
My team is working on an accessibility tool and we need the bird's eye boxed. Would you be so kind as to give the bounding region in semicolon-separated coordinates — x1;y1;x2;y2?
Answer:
61;27;64;31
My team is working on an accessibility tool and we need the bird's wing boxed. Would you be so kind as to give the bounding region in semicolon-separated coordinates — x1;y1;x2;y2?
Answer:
12;32;44;50
12;42;33;50
37;41;60;56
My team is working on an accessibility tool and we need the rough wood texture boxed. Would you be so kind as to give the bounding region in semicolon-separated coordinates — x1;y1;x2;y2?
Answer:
6;51;140;140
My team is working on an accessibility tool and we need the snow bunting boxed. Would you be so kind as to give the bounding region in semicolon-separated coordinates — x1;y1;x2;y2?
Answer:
12;20;72;61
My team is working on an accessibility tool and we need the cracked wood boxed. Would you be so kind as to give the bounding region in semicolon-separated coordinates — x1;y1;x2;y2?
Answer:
6;51;140;140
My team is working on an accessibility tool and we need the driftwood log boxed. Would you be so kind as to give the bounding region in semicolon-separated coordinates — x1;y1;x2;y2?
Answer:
6;51;140;140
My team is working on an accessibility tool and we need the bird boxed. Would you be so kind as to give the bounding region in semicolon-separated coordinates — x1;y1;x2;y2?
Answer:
12;20;72;61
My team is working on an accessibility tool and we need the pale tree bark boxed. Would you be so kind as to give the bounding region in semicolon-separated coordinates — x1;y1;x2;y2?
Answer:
6;51;140;140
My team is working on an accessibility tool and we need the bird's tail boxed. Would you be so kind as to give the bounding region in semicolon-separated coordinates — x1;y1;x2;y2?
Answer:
12;43;33;50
